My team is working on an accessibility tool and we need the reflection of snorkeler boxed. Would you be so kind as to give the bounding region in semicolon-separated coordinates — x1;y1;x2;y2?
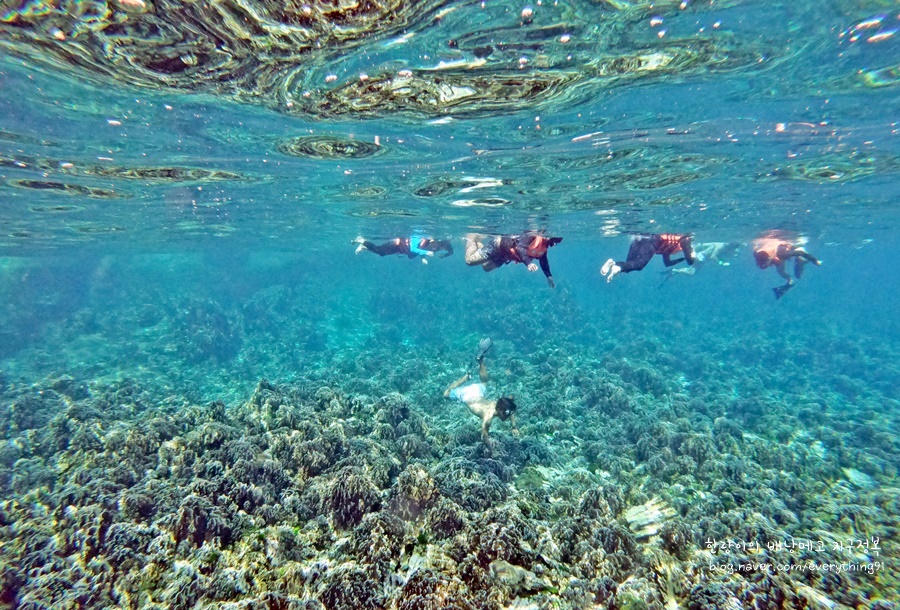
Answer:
658;241;742;285
752;232;821;299
443;337;518;452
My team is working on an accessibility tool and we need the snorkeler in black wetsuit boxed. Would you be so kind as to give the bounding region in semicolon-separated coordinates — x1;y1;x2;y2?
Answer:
464;232;562;288
601;233;695;282
354;236;454;259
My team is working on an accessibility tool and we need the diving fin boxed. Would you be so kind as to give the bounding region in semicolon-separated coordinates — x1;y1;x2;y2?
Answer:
475;337;493;363
773;283;793;300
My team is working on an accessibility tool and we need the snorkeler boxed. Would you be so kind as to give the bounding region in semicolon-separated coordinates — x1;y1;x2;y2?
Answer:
464;232;562;288
752;232;821;299
658;241;743;284
354;236;453;263
601;232;695;282
443;337;518;452
694;241;742;266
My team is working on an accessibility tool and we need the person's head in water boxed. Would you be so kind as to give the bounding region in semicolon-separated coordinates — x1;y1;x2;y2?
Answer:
495;396;517;420
754;249;772;268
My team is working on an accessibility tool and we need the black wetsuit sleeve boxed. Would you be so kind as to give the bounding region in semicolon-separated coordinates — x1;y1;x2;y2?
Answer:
539;254;552;278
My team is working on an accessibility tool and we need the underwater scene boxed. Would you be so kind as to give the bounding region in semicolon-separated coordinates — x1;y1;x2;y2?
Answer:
1;0;899;608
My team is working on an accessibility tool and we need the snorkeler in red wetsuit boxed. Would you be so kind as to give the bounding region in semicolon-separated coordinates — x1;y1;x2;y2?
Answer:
601;233;695;282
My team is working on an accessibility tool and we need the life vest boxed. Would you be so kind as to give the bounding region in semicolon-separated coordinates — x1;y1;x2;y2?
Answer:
753;238;788;267
526;236;548;258
655;233;684;255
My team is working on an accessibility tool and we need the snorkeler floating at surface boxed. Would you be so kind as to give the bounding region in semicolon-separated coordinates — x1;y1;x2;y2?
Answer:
658;241;743;285
752;232;821;299
443;337;519;452
354;235;453;263
348;230;824;303
464;232;562;288
601;232;696;282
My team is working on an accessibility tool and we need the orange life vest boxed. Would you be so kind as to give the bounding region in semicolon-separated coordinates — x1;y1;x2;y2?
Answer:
656;233;684;255
526;236;548;258
753;238;788;265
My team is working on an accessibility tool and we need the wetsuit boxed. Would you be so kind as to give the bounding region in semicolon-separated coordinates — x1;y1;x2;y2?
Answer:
616;233;695;273
361;238;413;257
362;237;453;258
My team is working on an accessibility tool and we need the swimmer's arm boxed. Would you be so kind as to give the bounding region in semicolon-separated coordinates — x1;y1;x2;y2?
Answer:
509;413;520;436
538;255;553;279
481;417;492;448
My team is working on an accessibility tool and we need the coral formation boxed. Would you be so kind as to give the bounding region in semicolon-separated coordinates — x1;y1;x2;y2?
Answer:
0;250;897;609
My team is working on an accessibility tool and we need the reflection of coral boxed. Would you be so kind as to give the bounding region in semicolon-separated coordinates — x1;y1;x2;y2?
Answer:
0;0;773;121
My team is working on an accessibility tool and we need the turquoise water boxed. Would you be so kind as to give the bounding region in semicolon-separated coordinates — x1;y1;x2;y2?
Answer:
1;0;898;608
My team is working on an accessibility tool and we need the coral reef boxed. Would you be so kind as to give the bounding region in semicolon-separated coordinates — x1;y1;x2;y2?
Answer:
0;250;897;609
